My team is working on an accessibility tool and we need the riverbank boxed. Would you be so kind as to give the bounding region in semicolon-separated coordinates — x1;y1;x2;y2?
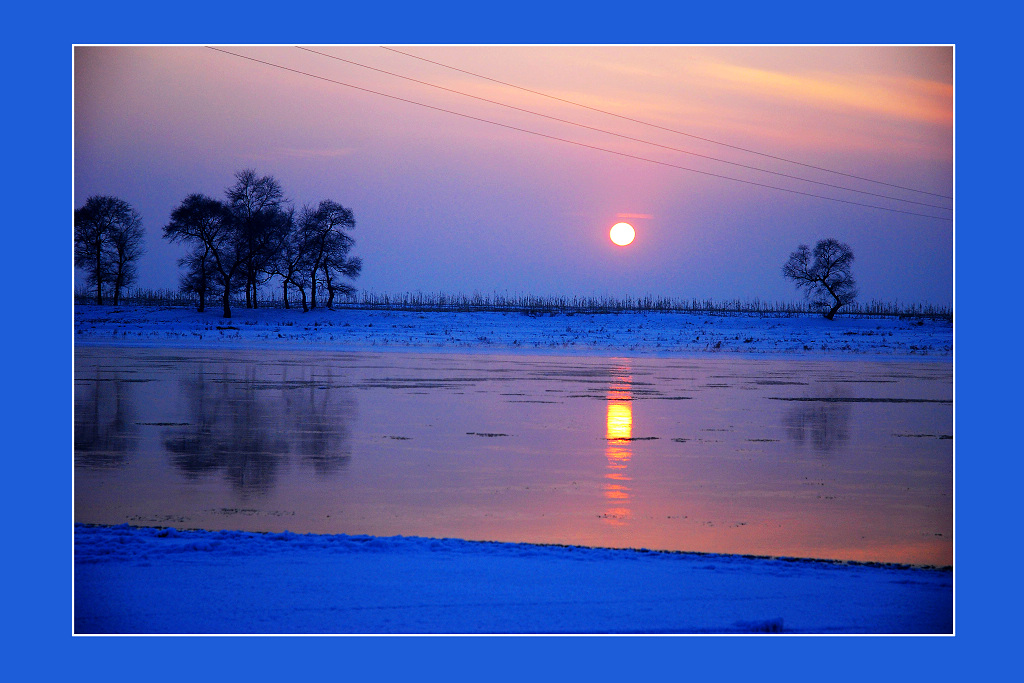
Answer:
74;523;952;634
73;305;952;358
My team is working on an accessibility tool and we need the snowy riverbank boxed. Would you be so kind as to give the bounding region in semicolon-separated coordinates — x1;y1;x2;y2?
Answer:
74;524;952;634
73;304;952;358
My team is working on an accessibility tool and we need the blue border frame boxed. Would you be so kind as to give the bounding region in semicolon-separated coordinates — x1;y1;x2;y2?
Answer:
21;0;1005;678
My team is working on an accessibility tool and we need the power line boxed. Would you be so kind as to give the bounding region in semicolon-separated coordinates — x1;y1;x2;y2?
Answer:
206;47;951;222
382;46;954;202
298;47;950;213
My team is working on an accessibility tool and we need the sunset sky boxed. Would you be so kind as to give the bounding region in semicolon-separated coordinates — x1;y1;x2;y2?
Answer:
74;45;953;306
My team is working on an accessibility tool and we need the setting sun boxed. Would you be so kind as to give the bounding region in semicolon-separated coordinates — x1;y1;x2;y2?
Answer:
610;222;635;246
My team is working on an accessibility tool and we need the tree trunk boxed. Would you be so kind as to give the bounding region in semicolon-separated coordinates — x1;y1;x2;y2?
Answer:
220;269;232;318
95;243;103;305
283;280;290;309
322;265;335;310
299;287;308;313
198;287;205;313
823;285;841;320
310;272;317;310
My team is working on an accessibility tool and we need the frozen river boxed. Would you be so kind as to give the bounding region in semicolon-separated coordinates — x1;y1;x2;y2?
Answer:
74;346;952;566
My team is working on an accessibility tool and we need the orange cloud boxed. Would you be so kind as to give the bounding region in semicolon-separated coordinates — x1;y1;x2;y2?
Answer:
694;61;952;126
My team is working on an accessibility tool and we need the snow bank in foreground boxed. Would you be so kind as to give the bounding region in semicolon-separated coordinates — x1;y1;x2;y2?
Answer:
74;524;952;635
73;305;952;359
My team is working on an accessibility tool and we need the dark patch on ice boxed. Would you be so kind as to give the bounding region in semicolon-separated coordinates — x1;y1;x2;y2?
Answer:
467;432;510;437
771;397;951;404
636;395;693;401
607;436;659;442
830;379;898;383
90;378;154;383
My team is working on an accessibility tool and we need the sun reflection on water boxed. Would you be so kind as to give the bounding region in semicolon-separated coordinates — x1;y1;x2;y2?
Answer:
603;364;633;526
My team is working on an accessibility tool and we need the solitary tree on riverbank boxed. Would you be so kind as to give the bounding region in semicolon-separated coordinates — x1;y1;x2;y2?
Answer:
74;195;145;305
782;238;857;320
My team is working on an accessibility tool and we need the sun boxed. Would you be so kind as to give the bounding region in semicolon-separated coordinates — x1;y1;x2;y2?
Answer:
610;222;635;246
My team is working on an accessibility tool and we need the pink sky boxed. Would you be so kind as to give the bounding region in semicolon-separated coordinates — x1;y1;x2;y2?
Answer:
74;45;953;305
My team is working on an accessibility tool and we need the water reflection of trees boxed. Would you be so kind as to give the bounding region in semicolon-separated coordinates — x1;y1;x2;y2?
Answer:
281;366;354;476
163;362;354;496
784;387;852;454
74;369;139;469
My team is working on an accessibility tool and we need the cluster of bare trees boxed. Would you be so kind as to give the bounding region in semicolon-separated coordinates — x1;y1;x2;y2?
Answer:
74;196;145;306
161;169;362;318
75;170;362;318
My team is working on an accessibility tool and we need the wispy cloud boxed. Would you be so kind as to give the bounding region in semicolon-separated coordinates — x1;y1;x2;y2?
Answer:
693;61;952;126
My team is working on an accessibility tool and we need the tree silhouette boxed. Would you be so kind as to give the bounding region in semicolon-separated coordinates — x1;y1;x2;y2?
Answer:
74;196;145;305
177;248;221;313
273;205;315;311
783;238;857;320
163;193;242;318
225;169;290;309
272;199;361;310
164;171;362;315
306;200;361;309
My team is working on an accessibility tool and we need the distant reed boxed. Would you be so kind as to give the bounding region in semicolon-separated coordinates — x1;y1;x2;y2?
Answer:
74;286;953;320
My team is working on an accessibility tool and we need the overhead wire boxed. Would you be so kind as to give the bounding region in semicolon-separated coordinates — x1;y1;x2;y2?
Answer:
205;47;951;222
297;46;950;213
382;45;954;202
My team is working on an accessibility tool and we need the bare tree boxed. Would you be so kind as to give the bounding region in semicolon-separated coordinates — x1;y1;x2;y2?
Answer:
107;213;145;305
178;248;220;313
783;238;857;320
163;193;242;318
301;200;361;310
225;169;289;309
322;232;362;309
74;196;144;305
273;206;313;311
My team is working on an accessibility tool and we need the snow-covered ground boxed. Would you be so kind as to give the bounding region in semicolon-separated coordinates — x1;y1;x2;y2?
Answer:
73;304;954;634
74;524;952;635
73;304;952;359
